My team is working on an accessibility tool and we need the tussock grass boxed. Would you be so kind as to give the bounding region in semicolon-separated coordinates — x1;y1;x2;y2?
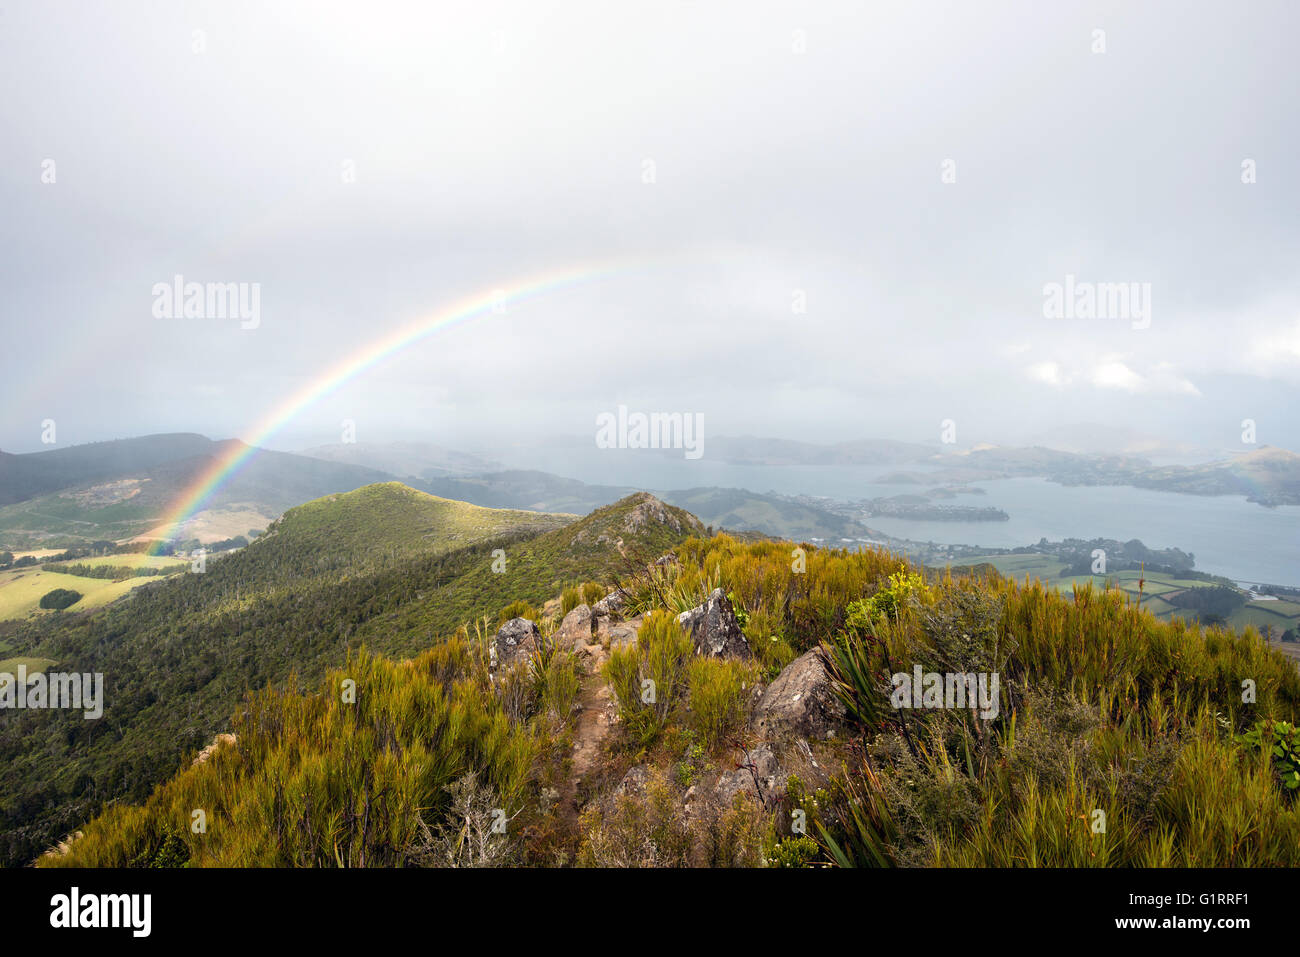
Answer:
633;538;1300;867
686;657;758;752
40;640;549;868
606;611;693;746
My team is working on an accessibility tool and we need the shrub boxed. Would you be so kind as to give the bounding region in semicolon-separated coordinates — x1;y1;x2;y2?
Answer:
686;657;756;752
576;769;691;867
767;835;821;868
497;599;538;625
560;586;583;617
1239;719;1300;791
605;610;693;746
39;588;83;611
536;651;581;719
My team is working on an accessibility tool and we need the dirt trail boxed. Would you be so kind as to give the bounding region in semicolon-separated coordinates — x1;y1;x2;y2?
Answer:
560;615;642;819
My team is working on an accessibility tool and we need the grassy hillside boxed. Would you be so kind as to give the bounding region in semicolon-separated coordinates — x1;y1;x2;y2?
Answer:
353;492;703;642
0;568;149;620
43;530;1300;869
0;486;694;867
258;482;573;560
0;434;399;549
0;434;216;507
420;470;864;541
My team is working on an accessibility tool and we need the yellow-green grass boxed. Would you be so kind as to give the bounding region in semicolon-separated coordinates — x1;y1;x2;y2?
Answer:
0;569;151;620
45;553;182;572
951;554;1058;580
1228;601;1300;634
0;656;58;676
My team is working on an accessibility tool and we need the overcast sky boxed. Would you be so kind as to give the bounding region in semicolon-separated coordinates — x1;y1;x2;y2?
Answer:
2;0;1298;456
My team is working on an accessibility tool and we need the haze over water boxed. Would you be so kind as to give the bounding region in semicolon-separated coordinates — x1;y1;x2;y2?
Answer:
498;447;1300;585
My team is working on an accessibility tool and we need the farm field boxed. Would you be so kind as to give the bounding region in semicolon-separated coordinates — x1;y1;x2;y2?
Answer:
0;568;166;621
42;553;186;572
949;553;1300;642
0;655;58;678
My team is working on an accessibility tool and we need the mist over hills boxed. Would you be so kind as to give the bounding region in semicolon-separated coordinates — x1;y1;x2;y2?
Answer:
5;432;1300;556
297;442;504;480
0;434;398;548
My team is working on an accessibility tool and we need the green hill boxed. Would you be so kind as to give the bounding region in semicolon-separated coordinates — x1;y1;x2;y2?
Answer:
258;482;573;560
0;434;399;549
351;491;702;643
38;529;1300;870
0;487;693;867
420;470;865;541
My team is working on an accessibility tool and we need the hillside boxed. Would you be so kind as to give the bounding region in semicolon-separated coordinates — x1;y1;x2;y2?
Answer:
0;434;399;549
0;434;216;507
0;487;693;867
420;470;867;541
298;441;502;479
39;529;1300;869
352;492;703;642
1132;446;1300;506
256;482;573;560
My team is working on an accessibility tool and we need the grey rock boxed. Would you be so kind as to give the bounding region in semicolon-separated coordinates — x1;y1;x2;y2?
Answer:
553;603;593;649
592;590;628;619
677;588;752;659
605;617;641;651
751;649;845;740
614;764;651;799
495;617;540;668
714;744;781;807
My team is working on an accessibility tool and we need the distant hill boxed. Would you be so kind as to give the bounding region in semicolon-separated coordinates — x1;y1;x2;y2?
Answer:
0;434;216;506
0;435;400;549
659;486;870;540
420;470;869;541
1024;422;1210;459
1132;446;1300;506
421;469;634;514
297;441;502;479
258;482;573;561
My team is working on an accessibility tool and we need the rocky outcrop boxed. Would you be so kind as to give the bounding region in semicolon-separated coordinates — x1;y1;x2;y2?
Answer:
613;764;651;799
553;604;593;650
192;733;238;766
712;744;781;807
495;617;541;668
750;649;845;740
620;493;701;535
592;590;627;620
677;588;752;659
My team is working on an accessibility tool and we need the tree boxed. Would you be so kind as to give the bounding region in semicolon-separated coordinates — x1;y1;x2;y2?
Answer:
39;588;83;611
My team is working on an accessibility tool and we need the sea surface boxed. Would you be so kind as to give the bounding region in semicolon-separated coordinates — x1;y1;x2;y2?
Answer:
501;448;1300;586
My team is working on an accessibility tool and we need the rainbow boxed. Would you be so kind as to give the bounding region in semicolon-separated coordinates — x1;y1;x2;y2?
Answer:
147;254;661;553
